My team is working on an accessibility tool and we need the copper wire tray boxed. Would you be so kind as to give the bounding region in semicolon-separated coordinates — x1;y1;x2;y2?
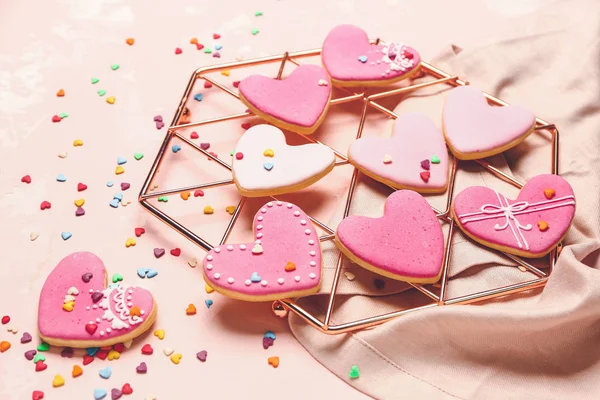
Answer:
138;43;561;335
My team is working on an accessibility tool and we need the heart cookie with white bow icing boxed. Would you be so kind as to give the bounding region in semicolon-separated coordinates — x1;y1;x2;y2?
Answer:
232;124;335;197
38;252;157;348
442;86;536;160
336;190;445;283
321;24;421;87
202;201;322;302
452;174;575;258
238;64;331;134
348;113;449;193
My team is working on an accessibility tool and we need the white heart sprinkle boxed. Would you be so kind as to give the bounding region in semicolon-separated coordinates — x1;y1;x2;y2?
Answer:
64;295;76;302
344;271;356;281
252;244;263;254
30;232;39;241
7;325;18;333
317;79;328;86
163;348;174;356
188;258;198;267
383;154;393;164
58;152;68;158
67;287;79;295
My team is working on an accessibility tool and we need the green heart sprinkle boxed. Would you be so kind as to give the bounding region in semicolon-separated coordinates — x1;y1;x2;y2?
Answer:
33;353;46;363
251;29;260;35
134;153;144;160
112;273;124;283
204;47;212;54
158;196;169;202
111;64;120;71
37;342;50;352
97;89;106;96
255;11;263;16
230;150;234;156
431;155;441;164
91;77;99;84
349;365;360;379
59;112;69;119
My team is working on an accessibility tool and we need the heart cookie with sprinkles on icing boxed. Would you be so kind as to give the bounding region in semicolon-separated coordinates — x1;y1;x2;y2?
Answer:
335;190;444;283
442;86;536;160
38;252;157;348
232;124;335;197
348;113;449;193
452;174;575;258
202;201;322;302
321;24;421;87
238;64;331;134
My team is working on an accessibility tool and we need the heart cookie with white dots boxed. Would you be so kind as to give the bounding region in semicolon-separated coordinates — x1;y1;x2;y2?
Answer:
38;252;158;348
202;201;322;302
232;124;335;197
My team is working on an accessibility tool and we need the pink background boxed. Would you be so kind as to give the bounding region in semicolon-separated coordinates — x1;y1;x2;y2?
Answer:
0;0;539;398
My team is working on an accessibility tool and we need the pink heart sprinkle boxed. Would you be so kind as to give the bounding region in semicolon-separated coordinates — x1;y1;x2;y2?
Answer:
155;121;165;130
75;207;85;217
196;350;207;362
200;143;210;150
153;115;163;122
121;182;130;191
136;362;147;373
153;248;165;258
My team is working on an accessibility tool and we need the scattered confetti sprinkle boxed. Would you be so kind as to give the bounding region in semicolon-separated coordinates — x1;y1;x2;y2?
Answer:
56;89;65;97
172;144;182;153
186;304;197;315
251;29;260;35
268;356;279;368
431;155;441;164
111;64;120;71
134;153;144;160
106;96;116;104
175;47;183;55
358;55;368;63
126;38;135;46
221;70;230;77
205;299;213;308
170;354;182;364
203;206;214;214
136;362;147;373
193;93;203;101
196;350;207;362
349;365;360;379
255;11;263;16
61;232;72;241
115;166;124;175
154;329;165;340
344;271;356;281
194;190;204;197
91;77;99;84
205;284;213;293
52;374;65;387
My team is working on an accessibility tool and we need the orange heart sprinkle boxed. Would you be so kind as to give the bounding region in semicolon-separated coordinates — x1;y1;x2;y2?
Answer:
129;306;141;317
537;221;549;231
268;356;280;368
544;189;555;199
126;38;135;45
180;191;190;200
186;304;197;315
284;262;296;272
56;89;65;97
0;341;11;352
72;365;83;377
190;37;198;44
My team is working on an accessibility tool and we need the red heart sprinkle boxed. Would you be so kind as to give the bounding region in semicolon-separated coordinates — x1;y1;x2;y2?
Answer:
190;131;199;139
95;350;108;360
196;43;205;50
40;201;51;210
175;47;182;55
82;355;94;365
32;390;44;400
122;383;133;395
100;345;112;351
420;171;431;183
203;81;212;88
200;143;210;150
235;152;244;160
77;183;88;192
194;190;204;197
170;248;181;257
1;316;9;324
113;343;125;353
213;33;220;39
51;115;61;123
134;227;145;237
85;323;98;335
35;360;47;372
207;151;218;160
233;81;240;88
141;344;153;355
241;123;251;130
21;175;31;184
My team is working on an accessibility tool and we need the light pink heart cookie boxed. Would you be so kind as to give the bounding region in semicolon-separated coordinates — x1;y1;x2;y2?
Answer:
336;190;444;283
442;86;536;160
453;174;575;258
202;201;322;302
38;252;157;348
238;64;331;134
349;113;449;193
321;24;421;87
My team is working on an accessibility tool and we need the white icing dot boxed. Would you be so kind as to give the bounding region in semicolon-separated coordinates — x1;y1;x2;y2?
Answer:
89;289;93;293
207;255;213;261
305;229;311;235
261;208;267;213
214;248;221;253
140;310;145;315
309;251;316;256
206;264;213;270
127;302;133;307
240;244;246;250
106;328;111;333
277;201;282;206
214;273;221;279
310;261;316;266
294;211;300;217
267;202;273;207
227;277;234;284
257;216;264;221
100;331;105;336
227;245;234;251
277;278;285;284
309;273;316;279
127;296;132;301
128;289;133;294
257;225;263;230
93;305;98;309
308;240;315;245
96;318;101;323
260;280;268;286
294;276;301;282
86;306;90;311
245;280;252;286
88;321;94;324
300;220;307;225
257;233;263;238
255;239;262;244
286;203;293;208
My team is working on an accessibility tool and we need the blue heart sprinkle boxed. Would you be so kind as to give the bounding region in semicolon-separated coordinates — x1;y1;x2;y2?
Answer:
108;283;119;289
106;181;114;187
358;55;368;63
86;347;99;356
109;199;120;208
99;366;112;379
250;272;261;282
94;388;107;400
264;331;276;340
56;173;67;182
61;232;72;240
113;193;123;201
193;93;203;102
205;299;213;309
146;268;158;278
172;144;182;153
136;268;148;278
214;44;223;50
117;156;127;165
263;162;274;171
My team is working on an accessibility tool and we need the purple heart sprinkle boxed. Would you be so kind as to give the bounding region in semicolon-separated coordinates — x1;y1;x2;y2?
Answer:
120;182;130;191
213;52;221;58
420;159;431;170
75;207;85;216
136;362;147;373
24;350;37;360
153;115;163;122
20;332;32;344
200;143;210;150
263;337;274;349
81;272;93;283
153;248;165;258
61;347;74;358
155;121;165;130
196;350;207;362
111;388;123;400
91;292;103;303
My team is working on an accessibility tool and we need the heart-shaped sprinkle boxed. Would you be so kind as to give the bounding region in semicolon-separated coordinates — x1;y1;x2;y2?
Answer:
62;301;74;312
99;366;112;379
170;353;182;364
194;190;204;197
146;269;158;278
170;248;181;257
358;55;367;63
91;77;99;84
74;199;85;207
106;96;116;104
137;268;148;278
67;286;79;295
87;347;99;356
73;139;83;147
0;341;10;353
93;388;107;400
264;330;276;340
30;232;39;241
21;175;31;183
106;181;113;187
35;360;47;372
112;273;123;283
263;337;274;349
284;262;296;272
172;144;182;153
133;153;144;160
153;248;165;258
120;182;130;191
109;199;120;208
115;166;124;175
135;227;145;237
96;350;108;360
125;238;136;248
205;299;213;308
129;306;141;317
83;355;94;365
263;148;274;157
175;47;182;55
193;93;203;102
91;292;103;303
157;196;168;202
250;272;262;282
126;38;134;45
163;347;174;356
37;342;50;352
267;356;279;368
136;362;148;373
192;350;207;362
33;390;44;400
383;154;393;164
180;191;190;200
154;329;165;340
111;388;122;400
537;221;549;231
225;206;236;215
203;206;214;214
61;347;73;358
85;323;98;334
52;374;65;387
77;183;88;192
188;258;198;268
186;304;197;315
251;244;263;254
82;272;93;282
72;365;83;377
141;344;153;355
420;159;431;170
110;64;119;71
431;155;441;164
155;121;165;129
420;171;430;182
544;188;555;199
75;207;85;217
34;353;46;363
349;365;360;379
40;201;51;210
25;349;36;360
317;79;328;86
97;89;106;96
20;332;32;343
52;115;62;123
64;294;76;303
122;384;133;395
56;174;67;182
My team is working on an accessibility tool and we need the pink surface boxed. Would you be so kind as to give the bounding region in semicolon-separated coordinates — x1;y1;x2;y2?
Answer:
336;191;444;280
453;174;575;256
348;113;448;192
322;24;420;83
239;64;331;127
39;252;155;344
442;85;536;156
203;201;322;299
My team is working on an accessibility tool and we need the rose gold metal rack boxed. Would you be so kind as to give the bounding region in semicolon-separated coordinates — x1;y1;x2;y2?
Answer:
138;44;561;335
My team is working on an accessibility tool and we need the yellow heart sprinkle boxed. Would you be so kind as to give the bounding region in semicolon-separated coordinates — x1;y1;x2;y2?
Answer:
225;206;236;215
106;96;116;104
52;374;65;387
115;166;124;175
221;70;230;77
107;350;120;360
125;238;136;248
62;301;74;312
154;329;165;340
170;353;182;364
74;199;85;207
203;206;214;215
180;191;190;200
205;284;214;294
73;139;84;147
263;149;274;157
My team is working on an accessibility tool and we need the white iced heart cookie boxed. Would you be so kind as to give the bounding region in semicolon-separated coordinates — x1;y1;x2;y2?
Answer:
232;124;335;197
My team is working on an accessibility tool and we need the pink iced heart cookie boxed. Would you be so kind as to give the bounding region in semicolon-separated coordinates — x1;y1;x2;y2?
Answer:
38;252;157;348
202;201;322;302
336;190;444;283
453;174;575;258
238;64;331;134
321;24;421;87
348;113;448;193
442;86;536;160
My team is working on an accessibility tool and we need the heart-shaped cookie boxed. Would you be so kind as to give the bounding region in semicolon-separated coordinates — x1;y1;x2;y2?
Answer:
321;24;421;87
442;86;536;160
238;64;331;134
202;201;322;302
38;252;157;348
336;190;444;283
348;113;449;193
452;174;575;258
232;124;335;197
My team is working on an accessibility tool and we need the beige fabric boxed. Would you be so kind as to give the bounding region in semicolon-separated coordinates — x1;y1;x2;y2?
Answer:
289;1;600;399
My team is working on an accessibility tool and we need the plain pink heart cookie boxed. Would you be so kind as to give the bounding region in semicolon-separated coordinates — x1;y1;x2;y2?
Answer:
452;174;575;258
348;113;449;193
442;86;536;160
336;190;444;283
238;64;331;134
38;252;157;348
321;24;421;87
202;201;322;302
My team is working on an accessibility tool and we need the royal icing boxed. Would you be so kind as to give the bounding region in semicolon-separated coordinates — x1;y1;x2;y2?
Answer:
232;124;335;196
238;64;331;131
336;190;444;283
442;86;536;159
321;25;421;85
202;201;322;301
348;113;449;193
453;174;575;256
38;252;156;345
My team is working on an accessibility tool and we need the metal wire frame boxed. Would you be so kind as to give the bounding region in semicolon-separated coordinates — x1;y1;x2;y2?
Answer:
138;44;562;335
